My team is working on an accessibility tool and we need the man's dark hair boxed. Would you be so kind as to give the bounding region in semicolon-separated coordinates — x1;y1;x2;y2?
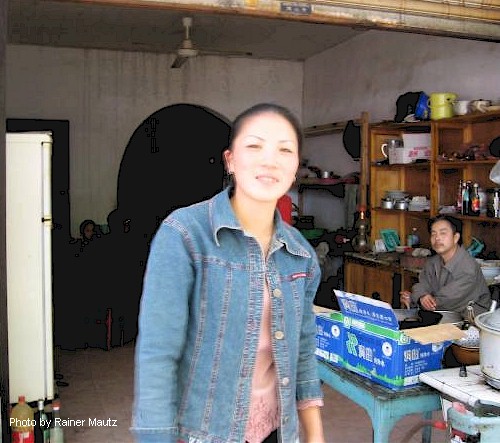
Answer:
427;214;463;245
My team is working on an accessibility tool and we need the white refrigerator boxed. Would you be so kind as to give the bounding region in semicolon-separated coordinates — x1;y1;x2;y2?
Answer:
6;131;54;404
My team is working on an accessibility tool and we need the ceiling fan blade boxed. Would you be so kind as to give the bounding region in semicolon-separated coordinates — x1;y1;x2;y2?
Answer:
171;55;188;69
199;49;253;58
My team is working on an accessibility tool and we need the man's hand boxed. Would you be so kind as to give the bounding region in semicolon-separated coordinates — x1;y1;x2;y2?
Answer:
419;293;437;311
399;290;412;309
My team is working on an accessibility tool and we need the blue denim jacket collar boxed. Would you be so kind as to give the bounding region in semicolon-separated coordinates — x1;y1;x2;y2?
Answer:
211;186;312;260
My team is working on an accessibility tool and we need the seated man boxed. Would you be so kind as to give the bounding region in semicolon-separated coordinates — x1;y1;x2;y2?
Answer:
400;214;492;319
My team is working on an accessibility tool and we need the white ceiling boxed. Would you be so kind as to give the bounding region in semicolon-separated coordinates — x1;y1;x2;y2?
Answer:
7;0;369;60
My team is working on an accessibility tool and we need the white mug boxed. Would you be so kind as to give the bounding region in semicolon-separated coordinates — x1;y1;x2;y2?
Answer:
453;100;470;116
381;139;403;158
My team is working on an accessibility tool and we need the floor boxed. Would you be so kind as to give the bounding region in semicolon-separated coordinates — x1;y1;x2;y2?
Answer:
55;343;450;443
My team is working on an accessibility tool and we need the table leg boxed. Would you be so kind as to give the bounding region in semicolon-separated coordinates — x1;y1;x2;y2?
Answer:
421;410;433;443
369;400;399;443
369;401;434;443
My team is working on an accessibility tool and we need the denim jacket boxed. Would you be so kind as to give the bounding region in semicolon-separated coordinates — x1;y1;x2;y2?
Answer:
131;187;322;443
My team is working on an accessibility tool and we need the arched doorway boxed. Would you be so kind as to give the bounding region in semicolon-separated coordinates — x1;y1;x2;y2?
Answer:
116;103;231;242
103;103;231;345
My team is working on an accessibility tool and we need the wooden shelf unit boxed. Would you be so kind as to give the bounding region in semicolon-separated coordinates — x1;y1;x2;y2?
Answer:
368;111;500;256
297;112;370;215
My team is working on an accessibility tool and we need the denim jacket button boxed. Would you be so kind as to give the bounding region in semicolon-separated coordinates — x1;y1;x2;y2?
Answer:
273;288;282;298
282;377;290;386
274;330;284;340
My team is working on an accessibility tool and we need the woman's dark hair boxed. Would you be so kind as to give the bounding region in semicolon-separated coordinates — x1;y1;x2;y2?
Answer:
428;214;463;245
229;103;303;154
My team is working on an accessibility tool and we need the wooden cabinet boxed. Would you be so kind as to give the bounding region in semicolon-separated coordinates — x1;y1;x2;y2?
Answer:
368;111;500;255
344;255;397;304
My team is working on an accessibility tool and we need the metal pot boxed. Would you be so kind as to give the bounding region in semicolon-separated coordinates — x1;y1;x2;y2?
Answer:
393;199;409;211
381;198;394;209
475;308;500;389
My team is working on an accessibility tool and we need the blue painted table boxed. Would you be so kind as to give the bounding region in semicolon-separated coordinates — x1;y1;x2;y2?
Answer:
318;361;442;443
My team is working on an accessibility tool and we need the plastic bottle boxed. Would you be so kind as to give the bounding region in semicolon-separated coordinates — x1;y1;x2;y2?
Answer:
10;395;35;443
35;399;50;443
49;400;64;443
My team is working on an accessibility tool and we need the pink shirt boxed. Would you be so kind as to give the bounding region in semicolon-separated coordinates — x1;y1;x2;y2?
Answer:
244;284;323;443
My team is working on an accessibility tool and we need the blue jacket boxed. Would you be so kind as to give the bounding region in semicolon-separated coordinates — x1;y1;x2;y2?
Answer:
131;187;322;443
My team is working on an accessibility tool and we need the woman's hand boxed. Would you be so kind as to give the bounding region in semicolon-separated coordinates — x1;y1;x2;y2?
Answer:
419;293;437;311
399;290;412;309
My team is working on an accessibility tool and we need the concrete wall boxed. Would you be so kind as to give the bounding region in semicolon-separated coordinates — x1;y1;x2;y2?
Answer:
6;45;303;237
302;30;500;231
6;31;500;235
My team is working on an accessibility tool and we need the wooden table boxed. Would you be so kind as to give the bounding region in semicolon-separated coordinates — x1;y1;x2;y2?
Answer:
318;361;442;443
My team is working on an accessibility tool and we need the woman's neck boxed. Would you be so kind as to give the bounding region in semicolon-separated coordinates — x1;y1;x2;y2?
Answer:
230;193;276;255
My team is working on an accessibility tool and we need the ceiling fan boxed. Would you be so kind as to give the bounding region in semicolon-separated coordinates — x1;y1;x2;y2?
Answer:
171;16;253;69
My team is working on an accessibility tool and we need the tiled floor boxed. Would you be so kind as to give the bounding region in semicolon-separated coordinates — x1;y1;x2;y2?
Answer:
55;343;449;442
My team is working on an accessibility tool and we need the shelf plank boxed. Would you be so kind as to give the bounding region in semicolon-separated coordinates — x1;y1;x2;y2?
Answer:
304;119;363;137
435;159;499;169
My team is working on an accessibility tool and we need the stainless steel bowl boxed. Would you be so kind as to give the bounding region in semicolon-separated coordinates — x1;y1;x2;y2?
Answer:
393;308;463;325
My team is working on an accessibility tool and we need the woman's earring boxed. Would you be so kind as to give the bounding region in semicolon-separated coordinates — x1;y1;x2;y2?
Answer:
224;171;235;188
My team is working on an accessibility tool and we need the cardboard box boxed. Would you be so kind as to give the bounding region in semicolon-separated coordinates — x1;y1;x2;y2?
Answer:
315;310;344;368
316;290;460;390
389;133;431;164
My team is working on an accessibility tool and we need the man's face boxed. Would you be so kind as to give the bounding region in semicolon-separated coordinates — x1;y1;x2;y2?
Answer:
430;219;459;258
83;223;95;240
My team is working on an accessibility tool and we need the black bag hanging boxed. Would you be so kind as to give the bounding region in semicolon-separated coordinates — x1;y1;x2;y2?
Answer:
342;119;361;160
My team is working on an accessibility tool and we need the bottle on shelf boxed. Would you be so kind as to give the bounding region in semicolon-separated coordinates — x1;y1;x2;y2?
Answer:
470;182;481;216
49;399;64;443
462;181;471;216
10;395;35;443
407;227;420;248
35;399;50;443
456;179;463;214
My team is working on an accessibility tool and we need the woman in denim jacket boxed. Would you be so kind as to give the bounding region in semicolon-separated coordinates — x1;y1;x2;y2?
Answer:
132;103;325;443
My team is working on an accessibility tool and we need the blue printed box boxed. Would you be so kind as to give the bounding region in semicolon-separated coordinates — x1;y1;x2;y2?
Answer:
315;310;344;368
333;290;451;390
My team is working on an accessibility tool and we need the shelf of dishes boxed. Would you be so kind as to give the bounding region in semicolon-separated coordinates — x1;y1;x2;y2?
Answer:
379;190;430;212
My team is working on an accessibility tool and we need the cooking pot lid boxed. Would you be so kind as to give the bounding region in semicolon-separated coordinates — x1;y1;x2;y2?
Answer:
477;308;500;330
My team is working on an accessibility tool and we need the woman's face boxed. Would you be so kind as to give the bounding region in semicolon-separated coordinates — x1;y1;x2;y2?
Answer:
224;111;299;204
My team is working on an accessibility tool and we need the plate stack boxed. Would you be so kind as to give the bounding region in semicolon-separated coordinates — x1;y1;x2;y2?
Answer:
385;190;408;200
409;196;430;212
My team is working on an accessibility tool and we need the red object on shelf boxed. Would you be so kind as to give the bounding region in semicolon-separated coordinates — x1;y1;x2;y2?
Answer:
277;194;293;225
